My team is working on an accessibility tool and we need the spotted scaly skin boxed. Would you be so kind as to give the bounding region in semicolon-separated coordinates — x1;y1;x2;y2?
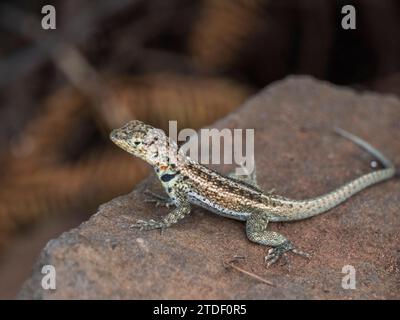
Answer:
110;121;396;266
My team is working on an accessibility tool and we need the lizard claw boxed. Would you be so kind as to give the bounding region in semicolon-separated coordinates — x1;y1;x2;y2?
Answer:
265;241;310;267
292;248;311;259
130;219;166;231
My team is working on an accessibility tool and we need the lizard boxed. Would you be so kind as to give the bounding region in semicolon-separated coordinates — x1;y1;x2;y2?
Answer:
110;120;396;266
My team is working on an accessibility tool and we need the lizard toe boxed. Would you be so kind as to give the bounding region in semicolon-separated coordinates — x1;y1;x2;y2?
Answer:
265;242;310;267
130;219;165;231
265;241;294;267
291;248;311;259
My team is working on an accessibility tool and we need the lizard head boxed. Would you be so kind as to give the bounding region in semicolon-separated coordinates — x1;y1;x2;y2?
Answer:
110;120;179;168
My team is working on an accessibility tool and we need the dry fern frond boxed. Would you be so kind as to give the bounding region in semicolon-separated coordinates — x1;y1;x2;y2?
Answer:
6;86;90;174
0;149;149;248
189;0;266;71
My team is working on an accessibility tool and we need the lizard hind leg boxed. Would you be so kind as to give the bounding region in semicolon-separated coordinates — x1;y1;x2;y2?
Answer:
245;211;310;267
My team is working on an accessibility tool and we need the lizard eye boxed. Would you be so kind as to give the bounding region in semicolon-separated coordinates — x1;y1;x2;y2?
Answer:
134;141;141;145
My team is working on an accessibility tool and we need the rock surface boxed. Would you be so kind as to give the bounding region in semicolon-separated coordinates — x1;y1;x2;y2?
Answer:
19;76;400;299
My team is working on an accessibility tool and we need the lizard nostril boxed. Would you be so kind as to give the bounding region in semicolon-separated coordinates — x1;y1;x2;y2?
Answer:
110;130;117;139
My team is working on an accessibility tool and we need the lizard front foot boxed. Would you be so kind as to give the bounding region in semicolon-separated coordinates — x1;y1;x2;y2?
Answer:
265;241;310;267
131;219;166;231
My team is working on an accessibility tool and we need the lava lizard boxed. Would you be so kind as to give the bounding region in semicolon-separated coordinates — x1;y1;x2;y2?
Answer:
110;120;396;266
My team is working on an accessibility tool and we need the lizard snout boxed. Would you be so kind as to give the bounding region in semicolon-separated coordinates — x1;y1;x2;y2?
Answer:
110;129;125;142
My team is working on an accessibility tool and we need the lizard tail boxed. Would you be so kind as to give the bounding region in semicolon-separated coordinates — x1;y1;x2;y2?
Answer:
288;128;396;220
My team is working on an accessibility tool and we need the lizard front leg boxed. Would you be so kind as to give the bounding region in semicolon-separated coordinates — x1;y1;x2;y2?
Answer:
131;201;191;231
246;211;310;266
144;189;175;208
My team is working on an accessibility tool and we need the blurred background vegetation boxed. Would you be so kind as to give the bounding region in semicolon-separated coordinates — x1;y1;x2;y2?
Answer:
0;0;399;298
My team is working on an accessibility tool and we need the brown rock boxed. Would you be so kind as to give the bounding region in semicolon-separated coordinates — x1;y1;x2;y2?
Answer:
18;76;400;299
